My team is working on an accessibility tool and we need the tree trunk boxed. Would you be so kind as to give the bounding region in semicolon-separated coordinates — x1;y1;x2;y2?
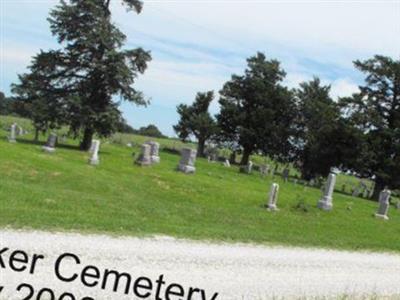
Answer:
80;127;94;151
197;138;206;157
34;128;39;142
229;151;236;164
240;147;252;165
371;177;386;201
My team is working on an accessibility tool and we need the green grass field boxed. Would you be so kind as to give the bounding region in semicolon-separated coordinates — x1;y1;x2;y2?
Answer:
1;116;400;252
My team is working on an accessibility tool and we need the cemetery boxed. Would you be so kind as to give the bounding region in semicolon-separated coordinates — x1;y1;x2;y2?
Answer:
1;115;400;253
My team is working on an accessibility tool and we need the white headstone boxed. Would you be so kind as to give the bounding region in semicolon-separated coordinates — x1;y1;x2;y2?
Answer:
42;133;57;153
246;161;253;174
317;172;336;211
223;159;231;167
375;189;391;220
88;140;100;165
136;143;152;166
146;141;160;163
8;123;17;143
267;183;279;211
89;139;100;153
178;148;197;174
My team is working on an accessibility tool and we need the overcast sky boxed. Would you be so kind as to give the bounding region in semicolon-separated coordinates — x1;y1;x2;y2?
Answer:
1;0;399;136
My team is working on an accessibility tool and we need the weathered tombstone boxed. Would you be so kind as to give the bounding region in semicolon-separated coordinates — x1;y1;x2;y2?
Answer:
42;133;57;153
293;179;298;186
147;141;160;163
375;189;391;220
89;139;99;153
177;148;197;174
246;161;253;174
282;168;290;182
223;159;231;167
8;123;17;143
266;183;279;211
207;156;211;163
309;179;315;187
135;143;152;166
88;140;100;165
317;172;336;211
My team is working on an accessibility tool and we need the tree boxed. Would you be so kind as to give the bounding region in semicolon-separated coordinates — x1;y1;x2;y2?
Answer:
340;55;400;199
217;52;296;165
0;92;10;115
137;124;165;138
11;52;68;140
174;91;217;157
12;0;151;149
294;77;359;180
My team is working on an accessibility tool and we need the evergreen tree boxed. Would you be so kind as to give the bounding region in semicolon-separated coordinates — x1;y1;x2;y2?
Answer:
174;91;217;157
217;52;296;165
12;0;151;149
340;55;400;199
295;78;358;180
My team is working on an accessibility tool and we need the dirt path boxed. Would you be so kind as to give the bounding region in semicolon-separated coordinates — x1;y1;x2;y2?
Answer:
1;229;399;299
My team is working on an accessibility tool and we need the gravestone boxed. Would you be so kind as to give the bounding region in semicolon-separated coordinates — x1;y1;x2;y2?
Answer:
147;141;160;163
88;140;100;165
135;143;152;166
177;148;197;174
207;156;211;163
375;189;391;220
42;133;57;153
223;159;231;167
341;184;346;193
246;161;253;174
8;123;17;143
282;168;290;182
266;183;279;211
89;139;100;153
317;172;336;211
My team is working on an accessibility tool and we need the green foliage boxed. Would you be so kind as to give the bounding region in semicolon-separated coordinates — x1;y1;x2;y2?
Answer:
136;124;166;138
0;92;12;115
174;91;217;157
340;55;400;198
217;52;296;165
11;0;151;150
294;78;358;180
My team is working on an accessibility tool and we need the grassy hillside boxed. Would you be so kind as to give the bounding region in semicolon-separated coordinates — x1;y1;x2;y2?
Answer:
1;116;400;252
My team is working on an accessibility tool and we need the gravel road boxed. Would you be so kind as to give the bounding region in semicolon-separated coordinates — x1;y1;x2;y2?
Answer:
1;229;399;299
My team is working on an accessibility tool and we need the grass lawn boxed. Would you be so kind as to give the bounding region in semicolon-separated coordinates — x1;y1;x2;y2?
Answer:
1;116;400;252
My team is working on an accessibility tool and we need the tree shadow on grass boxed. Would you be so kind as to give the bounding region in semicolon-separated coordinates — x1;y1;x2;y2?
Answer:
16;138;82;152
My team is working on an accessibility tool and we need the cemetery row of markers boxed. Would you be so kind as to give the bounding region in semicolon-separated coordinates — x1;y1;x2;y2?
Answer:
6;122;395;221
